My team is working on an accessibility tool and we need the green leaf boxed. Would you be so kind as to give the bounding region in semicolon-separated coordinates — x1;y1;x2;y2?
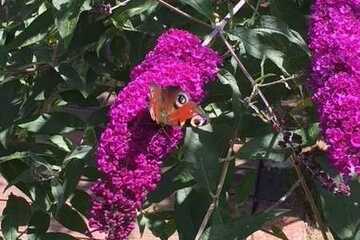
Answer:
4;168;37;191
57;63;89;97
148;163;195;204
0;128;8;148
39;232;77;240
49;135;72;152
68;11;107;50
230;15;309;75
52;0;90;47
233;171;257;205
0;29;6;46
183;118;234;192
237;131;286;161
2;194;31;227
179;0;213;19
229;28;288;74
0;152;31;164
175;188;210;240
111;0;158;30
237;123;320;161
0;160;33;200
0;46;8;67
270;225;290;240
55;204;88;234
6;10;54;50
64;145;92;163
69;190;91;216
269;0;307;34
217;70;243;123
31;67;64;100
255;15;309;55
0;81;22;129
206;209;288;240
319;181;360;240
140;211;177;240
62;157;86;205
27;211;50;235
18;112;84;134
1;194;31;239
1;216;17;240
51;179;65;211
82;127;97;145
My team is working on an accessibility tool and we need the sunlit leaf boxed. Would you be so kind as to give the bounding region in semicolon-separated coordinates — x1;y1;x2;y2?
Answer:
179;0;213;19
38;232;77;240
52;0;91;47
6;10;54;50
1;216;17;240
1;194;31;227
64;145;92;163
49;135;72;152
148;163;195;203
62;156;87;205
111;0;158;30
18;112;84;134
175;188;210;240
27;211;50;235
256;15;309;55
140;211;177;240
237;123;320;161
69;190;91;216
55;204;88;234
206;209;288;240
319;181;360;240
0;152;31;164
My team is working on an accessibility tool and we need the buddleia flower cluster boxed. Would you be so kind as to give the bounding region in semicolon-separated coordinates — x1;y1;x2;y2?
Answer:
89;29;221;240
309;0;360;177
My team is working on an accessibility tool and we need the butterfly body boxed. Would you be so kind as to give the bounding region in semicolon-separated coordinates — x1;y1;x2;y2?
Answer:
149;85;207;128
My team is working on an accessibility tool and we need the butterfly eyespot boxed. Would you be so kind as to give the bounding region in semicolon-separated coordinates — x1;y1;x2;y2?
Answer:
175;92;189;108
190;115;207;128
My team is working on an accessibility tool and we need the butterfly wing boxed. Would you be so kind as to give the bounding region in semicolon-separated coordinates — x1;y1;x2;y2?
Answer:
149;85;207;127
167;102;202;126
149;85;162;124
149;85;179;125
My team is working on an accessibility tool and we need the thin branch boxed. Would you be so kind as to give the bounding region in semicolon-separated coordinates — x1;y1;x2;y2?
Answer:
202;0;246;46
156;0;212;28
258;74;299;88
111;0;131;12
247;0;262;21
218;24;333;240
290;154;333;240
194;2;250;239
218;31;279;128
194;141;235;240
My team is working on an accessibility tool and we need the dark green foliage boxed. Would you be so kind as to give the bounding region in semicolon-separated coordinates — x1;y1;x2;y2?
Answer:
0;0;353;239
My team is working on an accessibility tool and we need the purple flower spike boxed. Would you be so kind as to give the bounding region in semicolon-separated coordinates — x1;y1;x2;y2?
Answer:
309;0;360;177
89;29;221;240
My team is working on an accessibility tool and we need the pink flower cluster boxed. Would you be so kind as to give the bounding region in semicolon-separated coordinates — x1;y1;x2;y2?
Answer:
309;0;360;176
89;29;221;239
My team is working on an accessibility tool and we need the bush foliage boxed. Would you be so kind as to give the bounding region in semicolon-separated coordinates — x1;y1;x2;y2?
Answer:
0;0;359;239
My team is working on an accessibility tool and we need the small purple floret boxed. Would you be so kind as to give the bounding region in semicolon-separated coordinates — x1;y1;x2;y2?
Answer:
309;0;360;176
89;29;221;240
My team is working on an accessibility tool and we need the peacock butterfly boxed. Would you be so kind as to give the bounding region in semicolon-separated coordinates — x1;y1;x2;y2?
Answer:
149;85;208;128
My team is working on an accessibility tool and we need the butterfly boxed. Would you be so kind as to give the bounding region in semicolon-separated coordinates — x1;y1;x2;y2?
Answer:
149;85;208;128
